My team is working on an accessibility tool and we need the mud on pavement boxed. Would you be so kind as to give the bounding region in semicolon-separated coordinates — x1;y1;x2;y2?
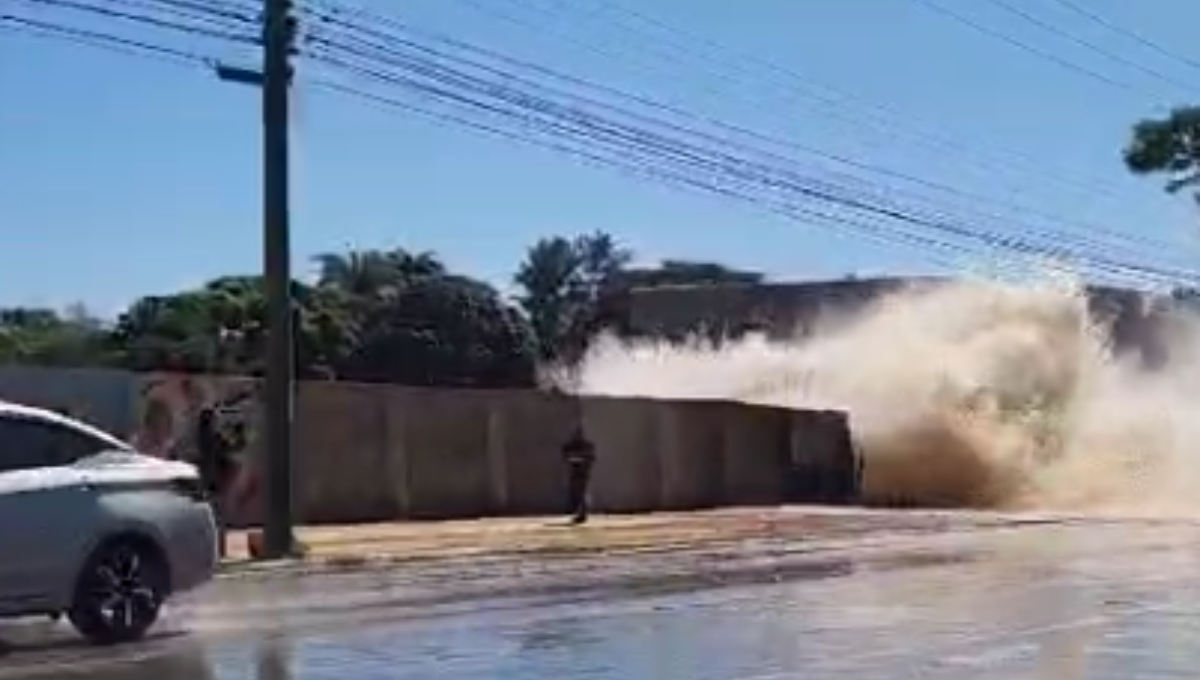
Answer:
194;512;1075;633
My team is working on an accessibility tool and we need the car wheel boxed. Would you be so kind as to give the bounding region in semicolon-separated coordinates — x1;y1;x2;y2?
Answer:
68;539;167;645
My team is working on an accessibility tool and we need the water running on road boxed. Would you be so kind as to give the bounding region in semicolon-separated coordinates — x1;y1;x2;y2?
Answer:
5;522;1200;679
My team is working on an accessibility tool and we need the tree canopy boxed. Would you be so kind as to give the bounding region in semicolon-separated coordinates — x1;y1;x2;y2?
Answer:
0;236;767;385
1124;106;1200;202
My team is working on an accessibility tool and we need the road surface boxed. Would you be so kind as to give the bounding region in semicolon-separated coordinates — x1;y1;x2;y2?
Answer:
2;517;1199;679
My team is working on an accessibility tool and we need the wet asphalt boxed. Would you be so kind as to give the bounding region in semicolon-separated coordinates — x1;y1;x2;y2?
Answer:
4;518;1200;679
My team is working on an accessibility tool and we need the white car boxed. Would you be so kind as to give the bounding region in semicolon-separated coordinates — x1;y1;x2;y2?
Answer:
0;400;219;644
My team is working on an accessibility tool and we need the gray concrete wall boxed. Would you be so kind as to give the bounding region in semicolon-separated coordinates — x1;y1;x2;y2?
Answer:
0;368;856;524
232;384;855;525
0;365;138;434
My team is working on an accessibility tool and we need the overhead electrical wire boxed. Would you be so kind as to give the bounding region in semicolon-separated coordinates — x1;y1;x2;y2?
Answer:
1042;0;1200;76
11;0;259;44
314;53;1001;265
15;0;1200;287
441;0;1134;203
309;76;996;272
11;0;1200;290
978;0;1198;97
306;3;1187;271
84;0;259;30
1;7;988;272
299;6;1200;286
0;12;220;66
0;8;1066;279
906;0;1149;97
304;60;1195;288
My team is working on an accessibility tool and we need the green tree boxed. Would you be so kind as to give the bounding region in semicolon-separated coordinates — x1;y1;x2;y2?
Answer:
1124;106;1200;203
314;248;445;296
312;247;538;387
111;276;284;374
0;305;111;367
341;272;536;387
515;232;769;361
514;231;632;363
108;249;537;387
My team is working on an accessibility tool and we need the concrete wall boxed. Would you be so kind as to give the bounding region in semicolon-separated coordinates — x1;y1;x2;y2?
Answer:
264;386;851;524
0;367;855;523
0;366;137;434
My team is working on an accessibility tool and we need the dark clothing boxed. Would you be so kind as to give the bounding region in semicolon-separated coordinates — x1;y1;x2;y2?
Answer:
562;432;596;466
561;430;596;524
195;413;237;497
194;408;239;557
566;461;593;523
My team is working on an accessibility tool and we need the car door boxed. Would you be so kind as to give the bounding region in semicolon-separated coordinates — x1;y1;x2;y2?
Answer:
0;415;112;611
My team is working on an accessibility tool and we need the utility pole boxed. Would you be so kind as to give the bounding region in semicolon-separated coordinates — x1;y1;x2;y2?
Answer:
214;1;294;554
213;0;295;559
261;0;296;558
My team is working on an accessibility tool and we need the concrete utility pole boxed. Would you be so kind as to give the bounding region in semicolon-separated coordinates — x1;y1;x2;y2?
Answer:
261;0;296;559
218;0;297;559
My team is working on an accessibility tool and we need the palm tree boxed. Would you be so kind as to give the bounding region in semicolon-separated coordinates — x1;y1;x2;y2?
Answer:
313;248;446;298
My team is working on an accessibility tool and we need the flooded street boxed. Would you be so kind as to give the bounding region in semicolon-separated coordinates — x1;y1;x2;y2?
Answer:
4;519;1200;679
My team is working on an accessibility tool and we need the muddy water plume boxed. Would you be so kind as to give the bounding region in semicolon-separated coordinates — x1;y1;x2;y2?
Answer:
563;279;1200;514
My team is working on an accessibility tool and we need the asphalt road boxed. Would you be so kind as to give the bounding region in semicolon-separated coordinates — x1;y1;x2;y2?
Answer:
3;517;1200;679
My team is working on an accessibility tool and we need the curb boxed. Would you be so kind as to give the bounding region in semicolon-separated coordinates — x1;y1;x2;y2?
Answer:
217;538;749;578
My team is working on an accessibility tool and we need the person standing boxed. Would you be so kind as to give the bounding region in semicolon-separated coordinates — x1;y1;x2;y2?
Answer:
194;406;240;557
561;425;596;525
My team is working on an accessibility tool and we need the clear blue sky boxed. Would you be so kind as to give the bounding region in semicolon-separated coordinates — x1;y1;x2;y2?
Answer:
5;0;1200;315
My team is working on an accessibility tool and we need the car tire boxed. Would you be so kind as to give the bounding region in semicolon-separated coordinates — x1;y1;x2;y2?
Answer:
67;539;168;645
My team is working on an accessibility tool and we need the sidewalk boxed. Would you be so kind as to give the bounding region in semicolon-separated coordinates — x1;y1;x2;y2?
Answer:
221;507;1057;574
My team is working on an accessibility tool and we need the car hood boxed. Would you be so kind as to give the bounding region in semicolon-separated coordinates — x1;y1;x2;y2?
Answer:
74;450;200;480
0;452;199;496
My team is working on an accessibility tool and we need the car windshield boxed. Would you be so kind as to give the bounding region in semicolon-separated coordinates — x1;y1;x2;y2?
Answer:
0;411;135;472
63;421;134;453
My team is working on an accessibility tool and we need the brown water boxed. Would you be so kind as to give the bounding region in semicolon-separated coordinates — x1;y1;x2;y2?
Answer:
568;278;1200;514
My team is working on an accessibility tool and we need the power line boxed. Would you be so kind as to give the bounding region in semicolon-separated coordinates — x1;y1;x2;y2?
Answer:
304;8;1196;276
309;61;1060;279
308;74;981;271
2;10;1026;352
979;0;1198;96
907;0;1149;97
457;0;1134;202
14;8;1200;288
316;61;1190;286
0;10;990;273
12;0;260;44
1043;0;1200;76
95;0;259;28
302;28;1200;286
0;12;221;65
310;1;1192;265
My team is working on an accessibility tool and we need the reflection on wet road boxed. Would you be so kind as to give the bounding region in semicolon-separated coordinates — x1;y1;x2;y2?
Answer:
6;520;1200;679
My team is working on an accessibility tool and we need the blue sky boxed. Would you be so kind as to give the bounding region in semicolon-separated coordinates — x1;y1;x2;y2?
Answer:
4;0;1200;315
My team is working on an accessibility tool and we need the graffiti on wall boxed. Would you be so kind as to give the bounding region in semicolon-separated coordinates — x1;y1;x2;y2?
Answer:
132;373;263;512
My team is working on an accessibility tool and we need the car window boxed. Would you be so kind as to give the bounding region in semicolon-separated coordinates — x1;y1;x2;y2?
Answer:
0;416;117;473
